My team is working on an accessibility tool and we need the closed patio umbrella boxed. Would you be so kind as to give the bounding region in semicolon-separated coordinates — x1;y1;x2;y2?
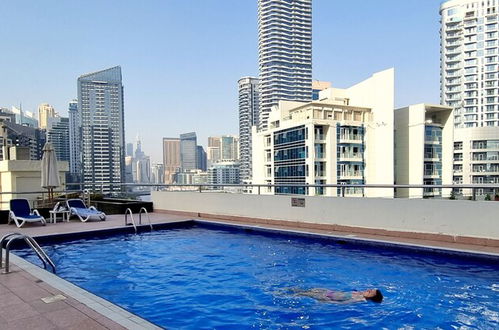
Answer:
41;142;60;201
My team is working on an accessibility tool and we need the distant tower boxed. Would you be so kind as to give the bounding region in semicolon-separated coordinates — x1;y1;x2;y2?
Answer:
207;136;221;164
126;143;133;157
77;66;125;193
180;132;197;171
196;145;207;171
47;117;70;162
38;103;57;129
68;99;81;183
163;137;180;184
258;0;312;130
238;77;260;183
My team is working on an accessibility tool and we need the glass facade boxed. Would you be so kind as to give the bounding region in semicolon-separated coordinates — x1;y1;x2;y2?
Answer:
273;125;308;195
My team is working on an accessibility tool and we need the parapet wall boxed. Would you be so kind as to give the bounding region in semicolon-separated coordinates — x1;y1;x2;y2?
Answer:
152;191;499;246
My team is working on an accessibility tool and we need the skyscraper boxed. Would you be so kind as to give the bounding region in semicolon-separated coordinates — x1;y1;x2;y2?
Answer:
38;103;57;129
68;99;81;183
180;132;197;171
47;117;70;163
77;66;125;193
440;0;499;194
258;0;312;130
196;145;207;171
126;143;133;157
163;137;180;184
220;135;239;160
239;76;261;183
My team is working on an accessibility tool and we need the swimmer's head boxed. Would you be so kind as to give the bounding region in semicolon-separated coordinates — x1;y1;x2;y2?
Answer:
363;289;383;303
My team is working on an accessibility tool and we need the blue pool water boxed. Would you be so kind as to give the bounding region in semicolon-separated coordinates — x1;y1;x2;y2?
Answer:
15;223;499;329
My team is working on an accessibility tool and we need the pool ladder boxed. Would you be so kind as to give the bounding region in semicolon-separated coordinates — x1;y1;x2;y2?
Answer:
124;207;153;234
0;233;56;274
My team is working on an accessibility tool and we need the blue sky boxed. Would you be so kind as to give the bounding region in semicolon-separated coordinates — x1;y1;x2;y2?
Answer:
0;0;442;162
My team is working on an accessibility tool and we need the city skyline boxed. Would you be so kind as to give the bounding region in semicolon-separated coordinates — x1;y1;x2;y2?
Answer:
0;0;441;163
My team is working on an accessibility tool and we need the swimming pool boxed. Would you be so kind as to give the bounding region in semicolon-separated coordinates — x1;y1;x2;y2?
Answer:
14;221;499;329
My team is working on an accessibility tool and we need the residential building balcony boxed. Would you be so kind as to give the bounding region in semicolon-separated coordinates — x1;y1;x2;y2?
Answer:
338;171;363;180
338;153;363;162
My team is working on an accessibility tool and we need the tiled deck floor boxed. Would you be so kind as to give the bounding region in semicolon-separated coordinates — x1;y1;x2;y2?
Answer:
1;211;498;329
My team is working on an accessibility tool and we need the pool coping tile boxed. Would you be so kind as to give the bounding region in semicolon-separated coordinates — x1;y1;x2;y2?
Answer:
9;254;162;330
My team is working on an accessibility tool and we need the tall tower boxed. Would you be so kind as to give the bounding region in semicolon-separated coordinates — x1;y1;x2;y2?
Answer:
38;103;57;129
258;0;312;130
68;99;81;183
440;0;499;194
163;137;180;184
47;117;70;163
180;132;197;171
238;77;260;183
77;66;125;193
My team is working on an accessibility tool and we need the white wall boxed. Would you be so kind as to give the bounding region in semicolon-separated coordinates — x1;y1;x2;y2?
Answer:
348;68;395;197
152;191;499;240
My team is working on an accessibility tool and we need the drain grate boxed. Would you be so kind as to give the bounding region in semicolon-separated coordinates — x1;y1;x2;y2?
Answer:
41;294;66;304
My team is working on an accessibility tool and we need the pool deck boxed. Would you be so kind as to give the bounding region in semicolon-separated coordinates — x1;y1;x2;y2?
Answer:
0;211;498;329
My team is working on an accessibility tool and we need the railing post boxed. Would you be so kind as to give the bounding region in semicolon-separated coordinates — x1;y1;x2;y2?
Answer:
258;185;261;195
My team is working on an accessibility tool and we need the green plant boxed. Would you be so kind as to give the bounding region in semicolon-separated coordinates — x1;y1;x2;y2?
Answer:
485;194;491;201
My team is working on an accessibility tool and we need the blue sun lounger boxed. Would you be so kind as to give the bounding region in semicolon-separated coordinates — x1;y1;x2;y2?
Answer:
66;199;106;222
8;199;46;228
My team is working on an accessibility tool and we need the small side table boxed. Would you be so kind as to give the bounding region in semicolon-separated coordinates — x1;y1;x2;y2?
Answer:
49;210;70;224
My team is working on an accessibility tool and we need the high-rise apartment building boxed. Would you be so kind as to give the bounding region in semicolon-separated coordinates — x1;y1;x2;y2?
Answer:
163;137;180;184
77;66;125;193
252;69;394;198
258;0;312;130
220;135;239;160
68;99;81;183
440;0;499;194
38;103;57;129
47;117;70;163
207;136;222;164
238;76;260;183
180;132;197;171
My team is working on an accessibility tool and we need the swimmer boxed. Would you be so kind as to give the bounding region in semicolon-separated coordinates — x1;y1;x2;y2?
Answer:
293;288;383;303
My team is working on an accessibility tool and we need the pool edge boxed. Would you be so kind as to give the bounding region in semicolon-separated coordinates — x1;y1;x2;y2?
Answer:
9;253;162;330
193;219;499;260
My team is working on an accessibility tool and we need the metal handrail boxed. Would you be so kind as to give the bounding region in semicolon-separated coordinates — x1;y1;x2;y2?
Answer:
138;207;153;231
124;208;137;233
1;233;56;274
